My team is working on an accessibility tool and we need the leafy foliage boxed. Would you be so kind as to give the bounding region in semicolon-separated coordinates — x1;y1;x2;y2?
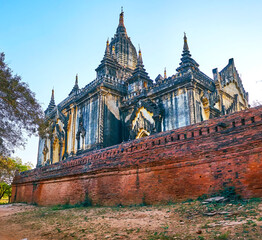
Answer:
217;186;241;201
0;156;32;200
0;182;11;200
0;52;44;156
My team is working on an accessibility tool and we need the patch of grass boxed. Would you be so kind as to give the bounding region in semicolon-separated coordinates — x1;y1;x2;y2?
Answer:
50;195;93;211
182;198;194;203
2;197;261;240
51;202;80;211
198;236;205;240
214;232;229;240
161;224;169;230
125;228;135;234
197;194;209;201
147;231;174;240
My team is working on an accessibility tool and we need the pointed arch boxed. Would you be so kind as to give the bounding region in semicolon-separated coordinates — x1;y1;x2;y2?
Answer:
136;129;150;139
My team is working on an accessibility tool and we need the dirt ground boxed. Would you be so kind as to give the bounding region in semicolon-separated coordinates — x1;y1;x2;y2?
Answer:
0;199;261;240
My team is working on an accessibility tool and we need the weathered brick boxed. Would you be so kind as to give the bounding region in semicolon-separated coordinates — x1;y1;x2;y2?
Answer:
11;106;262;206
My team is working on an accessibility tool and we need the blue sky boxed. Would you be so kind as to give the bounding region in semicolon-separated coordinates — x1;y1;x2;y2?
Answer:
1;0;261;165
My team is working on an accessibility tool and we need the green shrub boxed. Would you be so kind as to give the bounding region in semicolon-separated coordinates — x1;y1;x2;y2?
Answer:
216;186;241;201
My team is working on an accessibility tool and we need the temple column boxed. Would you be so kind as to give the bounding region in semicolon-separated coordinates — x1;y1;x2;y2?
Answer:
153;115;162;133
63;122;68;159
72;106;77;154
187;84;197;125
50;137;54;164
98;91;106;148
82;133;85;150
76;133;80;151
59;141;63;162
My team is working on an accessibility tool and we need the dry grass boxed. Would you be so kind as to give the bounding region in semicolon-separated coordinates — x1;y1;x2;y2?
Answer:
0;199;261;240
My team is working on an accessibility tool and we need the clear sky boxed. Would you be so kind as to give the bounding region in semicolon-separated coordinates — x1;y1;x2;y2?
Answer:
1;0;261;166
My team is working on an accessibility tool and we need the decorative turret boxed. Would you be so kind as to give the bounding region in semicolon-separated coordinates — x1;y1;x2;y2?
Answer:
96;39;120;78
69;74;79;95
126;48;153;94
132;48;150;79
45;89;56;114
164;68;167;79
176;33;199;73
155;74;164;83
105;38;110;58
137;48;143;66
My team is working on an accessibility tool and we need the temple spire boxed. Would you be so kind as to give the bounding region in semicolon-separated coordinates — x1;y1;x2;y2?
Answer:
176;33;199;72
50;88;55;107
137;46;143;66
116;7;127;35
104;38;110;57
127;45;152;88
164;67;167;79
45;88;56;114
183;32;189;51
75;74;79;87
132;47;149;77
69;74;79;95
119;7;124;27
51;88;54;101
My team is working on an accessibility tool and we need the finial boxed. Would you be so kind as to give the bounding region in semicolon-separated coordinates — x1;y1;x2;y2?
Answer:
105;38;110;56
164;67;167;79
119;7;124;26
52;88;54;98
75;74;78;85
137;46;143;65
183;32;189;51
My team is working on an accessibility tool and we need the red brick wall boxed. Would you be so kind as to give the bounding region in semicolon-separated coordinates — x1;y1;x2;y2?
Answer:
12;106;262;206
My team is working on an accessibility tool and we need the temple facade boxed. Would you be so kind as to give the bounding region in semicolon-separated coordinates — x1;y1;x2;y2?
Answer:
37;10;249;167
